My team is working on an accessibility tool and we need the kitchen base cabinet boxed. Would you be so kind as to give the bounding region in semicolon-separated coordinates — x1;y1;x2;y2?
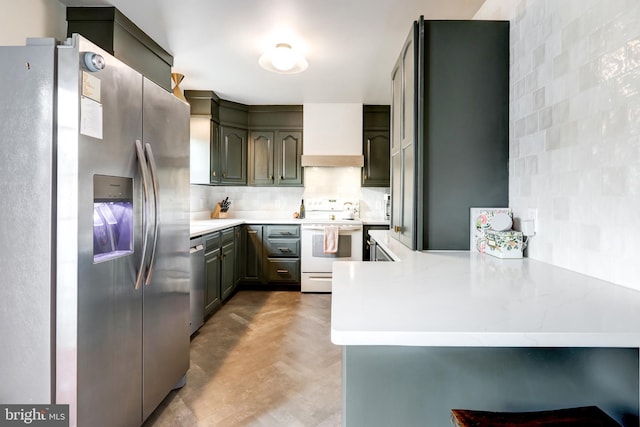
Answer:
204;232;222;315
265;259;300;283
239;225;265;284
234;225;242;287
237;224;301;289
263;225;300;285
203;227;236;317
220;228;235;300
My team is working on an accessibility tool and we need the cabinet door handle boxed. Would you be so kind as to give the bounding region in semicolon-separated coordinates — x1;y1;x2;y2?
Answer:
282;140;286;179
394;225;401;233
212;170;216;177
366;138;371;178
276;269;289;274
277;247;291;252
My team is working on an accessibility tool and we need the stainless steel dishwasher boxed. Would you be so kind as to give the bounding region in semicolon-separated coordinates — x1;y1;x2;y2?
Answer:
189;236;205;335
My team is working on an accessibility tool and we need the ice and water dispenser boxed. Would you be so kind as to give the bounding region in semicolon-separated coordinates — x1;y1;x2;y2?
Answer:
93;175;133;262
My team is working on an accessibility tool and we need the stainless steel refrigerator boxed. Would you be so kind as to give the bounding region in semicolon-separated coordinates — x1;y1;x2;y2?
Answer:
0;35;190;426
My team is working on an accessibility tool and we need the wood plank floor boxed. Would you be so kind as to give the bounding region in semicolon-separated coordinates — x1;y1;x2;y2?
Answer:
143;290;342;427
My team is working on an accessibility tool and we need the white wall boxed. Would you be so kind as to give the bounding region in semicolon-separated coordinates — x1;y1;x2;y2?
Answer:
303;103;363;155
1;0;66;44
477;0;640;290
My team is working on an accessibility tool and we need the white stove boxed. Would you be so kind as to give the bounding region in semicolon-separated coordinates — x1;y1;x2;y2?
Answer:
300;198;363;293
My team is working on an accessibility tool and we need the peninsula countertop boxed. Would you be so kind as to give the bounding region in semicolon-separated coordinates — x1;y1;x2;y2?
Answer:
330;230;640;348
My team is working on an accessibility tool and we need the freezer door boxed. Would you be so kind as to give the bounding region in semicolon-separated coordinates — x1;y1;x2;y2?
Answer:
0;41;56;405
56;35;144;427
141;77;190;421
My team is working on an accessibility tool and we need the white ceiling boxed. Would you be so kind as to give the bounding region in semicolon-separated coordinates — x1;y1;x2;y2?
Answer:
59;0;486;105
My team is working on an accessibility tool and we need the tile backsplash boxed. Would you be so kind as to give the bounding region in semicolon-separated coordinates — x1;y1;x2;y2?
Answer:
477;0;640;290
191;167;389;221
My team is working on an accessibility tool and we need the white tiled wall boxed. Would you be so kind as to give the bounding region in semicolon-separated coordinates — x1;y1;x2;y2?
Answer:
478;0;640;290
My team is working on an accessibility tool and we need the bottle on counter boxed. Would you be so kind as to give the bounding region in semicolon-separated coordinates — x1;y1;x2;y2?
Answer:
299;199;305;219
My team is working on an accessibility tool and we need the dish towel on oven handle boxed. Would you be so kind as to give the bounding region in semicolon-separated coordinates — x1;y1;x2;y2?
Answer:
324;225;339;254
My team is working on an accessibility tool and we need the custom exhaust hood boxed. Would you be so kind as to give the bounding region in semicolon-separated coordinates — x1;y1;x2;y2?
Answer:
302;103;364;167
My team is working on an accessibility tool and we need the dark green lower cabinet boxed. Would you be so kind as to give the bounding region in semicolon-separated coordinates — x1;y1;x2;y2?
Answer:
221;239;235;300
204;227;236;316
239;225;265;284
204;233;221;316
234;226;242;286
237;224;300;287
265;259;300;283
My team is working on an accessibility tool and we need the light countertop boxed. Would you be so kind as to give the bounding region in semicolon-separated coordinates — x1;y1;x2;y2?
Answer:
330;230;640;348
190;217;387;238
190;218;305;237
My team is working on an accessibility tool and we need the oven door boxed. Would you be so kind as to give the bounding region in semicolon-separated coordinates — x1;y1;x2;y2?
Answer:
301;224;363;292
301;224;363;273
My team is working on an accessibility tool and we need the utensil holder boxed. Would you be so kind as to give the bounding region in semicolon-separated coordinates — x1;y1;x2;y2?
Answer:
210;203;229;219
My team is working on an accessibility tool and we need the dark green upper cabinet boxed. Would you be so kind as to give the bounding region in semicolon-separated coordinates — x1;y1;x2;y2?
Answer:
220;126;247;185
362;105;390;187
210;121;221;183
66;7;173;92
249;130;303;186
185;95;302;187
248;106;303;187
248;130;274;185
275;130;303;186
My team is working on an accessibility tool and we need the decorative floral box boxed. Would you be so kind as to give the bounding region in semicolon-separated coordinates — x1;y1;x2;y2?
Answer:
485;230;524;259
470;208;512;253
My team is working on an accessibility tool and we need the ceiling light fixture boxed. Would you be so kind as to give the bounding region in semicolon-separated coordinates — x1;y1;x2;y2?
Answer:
259;43;308;74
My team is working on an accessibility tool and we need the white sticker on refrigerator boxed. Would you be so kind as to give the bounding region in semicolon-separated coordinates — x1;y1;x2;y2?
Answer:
80;96;103;139
82;71;101;102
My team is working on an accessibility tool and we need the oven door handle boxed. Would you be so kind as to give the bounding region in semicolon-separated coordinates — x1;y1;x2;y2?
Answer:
302;225;362;232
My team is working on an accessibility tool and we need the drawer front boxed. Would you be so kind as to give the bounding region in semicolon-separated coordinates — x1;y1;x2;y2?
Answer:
265;224;300;238
221;227;234;244
266;259;300;283
264;238;300;258
204;231;221;253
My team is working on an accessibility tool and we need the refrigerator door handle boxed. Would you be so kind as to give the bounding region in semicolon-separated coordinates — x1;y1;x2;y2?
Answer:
135;140;151;290
144;142;160;286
